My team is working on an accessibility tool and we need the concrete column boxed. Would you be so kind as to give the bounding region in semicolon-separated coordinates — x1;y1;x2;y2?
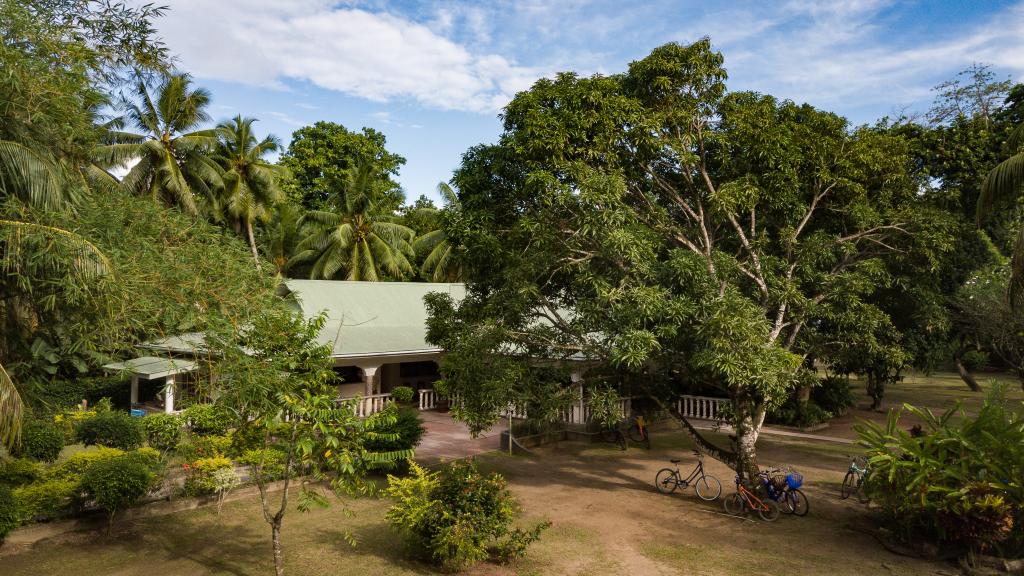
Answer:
164;375;176;413
130;375;139;405
360;365;380;396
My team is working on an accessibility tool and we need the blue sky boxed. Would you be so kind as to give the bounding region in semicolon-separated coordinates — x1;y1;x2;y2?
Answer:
151;0;1024;205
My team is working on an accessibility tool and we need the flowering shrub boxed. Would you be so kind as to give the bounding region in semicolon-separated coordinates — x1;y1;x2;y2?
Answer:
182;456;235;496
386;460;549;570
177;434;231;462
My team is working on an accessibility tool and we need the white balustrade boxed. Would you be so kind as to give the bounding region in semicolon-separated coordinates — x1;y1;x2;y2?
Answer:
676;395;727;421
337;393;394;418
418;388;436;410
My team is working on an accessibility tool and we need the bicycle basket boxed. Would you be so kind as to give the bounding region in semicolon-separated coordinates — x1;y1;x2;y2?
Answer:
785;473;803;490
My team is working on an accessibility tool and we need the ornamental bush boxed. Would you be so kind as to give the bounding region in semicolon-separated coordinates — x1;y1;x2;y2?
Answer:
141;413;182;453
365;405;425;454
15;419;65;462
183;404;232;436
182;456;235;496
386;460;549;571
811;376;855;416
177;434;231;462
391;386;415;404
75;411;144;450
0;486;17;543
0;458;44;487
12;479;77;522
81;455;155;532
45;446;125;481
856;384;1024;559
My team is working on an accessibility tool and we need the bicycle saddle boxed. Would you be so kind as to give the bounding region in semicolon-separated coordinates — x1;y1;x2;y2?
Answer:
670;459;681;464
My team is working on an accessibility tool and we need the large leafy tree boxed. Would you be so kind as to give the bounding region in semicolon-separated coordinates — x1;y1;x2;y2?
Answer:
294;161;415;281
0;0;169;448
978;122;1024;308
210;116;286;270
115;73;221;214
426;40;950;478
280;121;406;212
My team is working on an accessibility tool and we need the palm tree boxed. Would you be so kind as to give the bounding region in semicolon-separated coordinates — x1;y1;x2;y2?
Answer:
264;202;304;278
210;116;285;270
978;123;1024;309
412;182;464;282
110;74;221;214
295;162;415;281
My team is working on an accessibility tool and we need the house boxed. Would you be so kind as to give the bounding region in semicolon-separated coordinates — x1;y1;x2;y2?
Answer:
278;280;466;411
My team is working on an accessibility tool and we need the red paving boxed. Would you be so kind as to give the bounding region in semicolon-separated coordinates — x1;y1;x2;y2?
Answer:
415;410;506;461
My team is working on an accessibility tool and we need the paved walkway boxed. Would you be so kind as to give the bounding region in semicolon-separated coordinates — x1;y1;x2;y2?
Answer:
415;410;507;461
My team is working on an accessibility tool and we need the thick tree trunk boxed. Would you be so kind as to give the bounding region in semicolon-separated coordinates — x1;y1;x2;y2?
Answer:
271;521;284;576
866;371;884;411
245;219;262;272
733;399;762;484
954;350;982;392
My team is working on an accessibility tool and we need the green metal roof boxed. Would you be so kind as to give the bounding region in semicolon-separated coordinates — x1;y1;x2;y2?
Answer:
102;356;198;378
281;280;466;359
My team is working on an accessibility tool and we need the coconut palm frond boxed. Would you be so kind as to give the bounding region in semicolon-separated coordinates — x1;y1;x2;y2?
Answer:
1011;226;1024;312
0;219;114;277
977;152;1024;224
0;363;23;451
0;140;68;210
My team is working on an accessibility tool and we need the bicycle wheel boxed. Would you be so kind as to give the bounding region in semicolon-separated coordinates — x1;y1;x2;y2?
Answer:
655;469;679;494
757;499;781;522
615;429;627;450
784;489;809;516
694;474;722;501
840;471;856;500
723;492;745;516
628;424;645;443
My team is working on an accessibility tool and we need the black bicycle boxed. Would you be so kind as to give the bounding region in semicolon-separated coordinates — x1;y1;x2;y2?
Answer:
627;414;651;449
655;450;722;501
601;425;627;450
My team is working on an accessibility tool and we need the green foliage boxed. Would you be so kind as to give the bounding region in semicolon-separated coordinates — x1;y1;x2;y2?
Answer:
856;384;1024;557
811;376;855;416
386;460;549;571
45;446;124;482
14;419;64;462
279;121;406;211
0;458;43;487
183;404;233;437
80;454;155;529
962;349;990;372
0;485;17;543
391;386;415;405
294;160;416;281
182;456;236;496
237;448;289;482
141;413;182;453
364;405;424;471
75;411;144;450
12;478;76;523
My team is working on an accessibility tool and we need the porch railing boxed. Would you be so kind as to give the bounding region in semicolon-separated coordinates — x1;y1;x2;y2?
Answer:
676;395;727;421
337;393;394;418
418;388;436;410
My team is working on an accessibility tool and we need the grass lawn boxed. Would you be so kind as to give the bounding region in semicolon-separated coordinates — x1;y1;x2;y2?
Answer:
1;371;1011;575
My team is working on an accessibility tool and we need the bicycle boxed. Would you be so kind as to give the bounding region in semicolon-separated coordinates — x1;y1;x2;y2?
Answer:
600;424;627;450
654;450;722;500
841;455;871;503
723;475;780;521
627;414;651;449
760;468;809;516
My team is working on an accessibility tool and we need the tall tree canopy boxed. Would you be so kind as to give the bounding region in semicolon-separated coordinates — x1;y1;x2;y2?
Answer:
279;121;406;212
426;39;951;478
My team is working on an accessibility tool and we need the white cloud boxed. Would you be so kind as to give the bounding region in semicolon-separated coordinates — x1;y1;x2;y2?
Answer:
676;1;1024;116
154;0;542;113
